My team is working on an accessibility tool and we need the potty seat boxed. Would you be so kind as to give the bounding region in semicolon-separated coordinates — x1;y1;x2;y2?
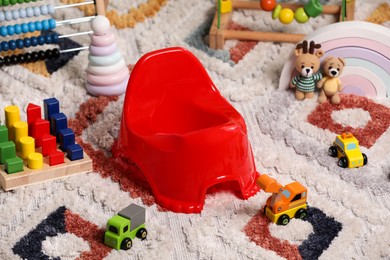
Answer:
112;47;259;213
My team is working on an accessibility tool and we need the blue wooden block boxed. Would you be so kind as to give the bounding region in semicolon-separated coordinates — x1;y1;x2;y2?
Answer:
44;98;60;121
66;144;83;161
50;112;68;136
58;128;75;151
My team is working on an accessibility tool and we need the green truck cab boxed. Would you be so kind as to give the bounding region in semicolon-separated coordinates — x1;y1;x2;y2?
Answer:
104;204;147;250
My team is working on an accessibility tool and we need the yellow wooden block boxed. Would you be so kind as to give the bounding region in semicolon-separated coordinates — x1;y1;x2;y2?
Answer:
219;0;232;14
5;105;20;141
28;152;43;169
20;136;35;159
13;121;28;151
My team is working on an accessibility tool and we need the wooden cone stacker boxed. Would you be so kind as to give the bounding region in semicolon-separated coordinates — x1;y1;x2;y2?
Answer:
209;0;355;49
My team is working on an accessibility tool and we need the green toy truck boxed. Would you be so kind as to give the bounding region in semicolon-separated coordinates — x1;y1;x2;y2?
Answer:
104;204;147;250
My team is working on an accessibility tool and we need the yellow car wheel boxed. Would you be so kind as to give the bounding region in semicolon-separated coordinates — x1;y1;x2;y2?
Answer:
338;157;348;168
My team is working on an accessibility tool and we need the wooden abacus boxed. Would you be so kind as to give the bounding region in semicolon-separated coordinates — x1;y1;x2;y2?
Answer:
209;0;355;49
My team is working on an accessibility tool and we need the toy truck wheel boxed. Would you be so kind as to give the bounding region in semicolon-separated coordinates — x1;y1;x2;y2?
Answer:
362;153;368;165
328;146;338;157
277;214;290;225
120;238;133;250
338;157;348;168
295;208;308;220
136;228;148;240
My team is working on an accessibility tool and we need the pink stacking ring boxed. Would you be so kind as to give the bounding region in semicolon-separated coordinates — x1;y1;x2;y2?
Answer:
86;76;129;96
89;42;117;56
87;58;126;75
91;32;115;47
87;67;129;86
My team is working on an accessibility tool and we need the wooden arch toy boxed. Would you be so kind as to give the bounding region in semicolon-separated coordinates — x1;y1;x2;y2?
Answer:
209;0;355;49
279;21;390;98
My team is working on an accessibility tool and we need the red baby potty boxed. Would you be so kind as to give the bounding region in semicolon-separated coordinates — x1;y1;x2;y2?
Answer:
112;47;259;213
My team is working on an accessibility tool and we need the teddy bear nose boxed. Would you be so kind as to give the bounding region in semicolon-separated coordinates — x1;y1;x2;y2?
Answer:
331;70;337;76
306;68;311;73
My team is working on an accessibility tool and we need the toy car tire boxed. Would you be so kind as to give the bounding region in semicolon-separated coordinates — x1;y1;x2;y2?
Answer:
295;208;308;220
362;153;368;165
277;214;290;225
121;238;133;250
328;146;337;157
338;157;348;168
136;228;148;240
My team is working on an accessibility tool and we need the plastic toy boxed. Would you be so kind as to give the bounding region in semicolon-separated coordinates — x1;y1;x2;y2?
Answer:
279;21;390;98
86;15;129;96
209;0;355;49
290;40;323;100
104;204;147;250
328;133;367;168
0;98;92;191
256;174;308;225
317;56;345;104
112;47;259;214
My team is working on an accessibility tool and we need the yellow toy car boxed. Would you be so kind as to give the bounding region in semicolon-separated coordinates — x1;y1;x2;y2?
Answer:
328;133;367;168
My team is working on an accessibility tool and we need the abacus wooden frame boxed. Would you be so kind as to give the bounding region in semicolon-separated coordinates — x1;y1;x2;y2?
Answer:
209;0;355;49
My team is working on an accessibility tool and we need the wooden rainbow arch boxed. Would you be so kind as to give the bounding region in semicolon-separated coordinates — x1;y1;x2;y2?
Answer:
279;21;390;98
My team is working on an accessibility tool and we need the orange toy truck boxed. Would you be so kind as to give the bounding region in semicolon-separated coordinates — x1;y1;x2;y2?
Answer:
257;174;308;225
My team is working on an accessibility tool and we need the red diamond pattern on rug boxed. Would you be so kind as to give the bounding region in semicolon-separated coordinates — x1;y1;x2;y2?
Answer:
307;95;390;148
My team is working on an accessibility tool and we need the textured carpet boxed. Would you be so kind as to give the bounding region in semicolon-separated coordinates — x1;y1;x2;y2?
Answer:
0;0;389;259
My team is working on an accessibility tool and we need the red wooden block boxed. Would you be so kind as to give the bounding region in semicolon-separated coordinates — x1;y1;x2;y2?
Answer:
31;119;50;147
27;103;41;125
49;150;65;166
41;134;56;156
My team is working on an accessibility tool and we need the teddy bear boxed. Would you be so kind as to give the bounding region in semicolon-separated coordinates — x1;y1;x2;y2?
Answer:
290;40;324;100
317;56;345;104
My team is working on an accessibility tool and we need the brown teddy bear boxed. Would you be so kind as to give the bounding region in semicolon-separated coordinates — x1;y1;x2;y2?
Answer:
317;56;345;104
290;40;324;100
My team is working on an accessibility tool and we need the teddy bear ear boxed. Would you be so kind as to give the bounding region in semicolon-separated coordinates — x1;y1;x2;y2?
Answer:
315;50;324;58
295;48;303;57
338;57;346;66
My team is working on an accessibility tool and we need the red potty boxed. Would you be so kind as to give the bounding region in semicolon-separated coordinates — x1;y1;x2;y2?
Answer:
112;47;259;213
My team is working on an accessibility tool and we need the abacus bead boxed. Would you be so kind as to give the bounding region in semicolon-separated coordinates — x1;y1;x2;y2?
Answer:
0;12;5;22
14;24;21;34
0;27;7;37
38;35;45;45
1;41;9;51
31;37;38;46
21;23;29;33
51;33;59;43
44;34;51;44
17;54;25;63
28;22;35;32
9;40;16;50
48;5;55;14
38;50;45;60
12;9;19;19
23;38;31;48
45;49;52;58
5;10;12;21
31;51;39;61
33;6;41;16
26;7;34;18
41;20;49;30
19;8;26;18
17;0;24;4
10;0;16;4
7;25;14;36
0;58;3;67
25;0;31;3
4;56;11;66
16;39;23;49
24;53;32;62
2;0;9;6
35;21;42;31
40;5;48;15
10;55;18;65
52;48;60;58
48;19;56;29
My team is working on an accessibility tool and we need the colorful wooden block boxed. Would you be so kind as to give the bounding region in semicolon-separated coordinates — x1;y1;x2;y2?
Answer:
20;136;35;159
0;125;8;143
44;98;60;121
13;121;28;151
49;150;65;166
27;103;41;135
59;128;75;151
31;119;50;147
27;152;43;169
66;144;84;161
5;156;23;174
50;113;68;136
0;141;16;164
4;105;20;141
41;134;56;156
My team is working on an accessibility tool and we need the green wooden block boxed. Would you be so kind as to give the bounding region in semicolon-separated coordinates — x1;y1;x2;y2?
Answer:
304;0;323;18
5;156;24;174
0;141;16;164
0;125;8;143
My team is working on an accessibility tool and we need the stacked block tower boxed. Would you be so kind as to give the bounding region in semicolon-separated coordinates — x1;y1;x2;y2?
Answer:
86;15;130;96
0;98;92;191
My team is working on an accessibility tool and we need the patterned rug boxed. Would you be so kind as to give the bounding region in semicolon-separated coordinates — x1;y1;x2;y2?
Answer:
0;0;389;259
